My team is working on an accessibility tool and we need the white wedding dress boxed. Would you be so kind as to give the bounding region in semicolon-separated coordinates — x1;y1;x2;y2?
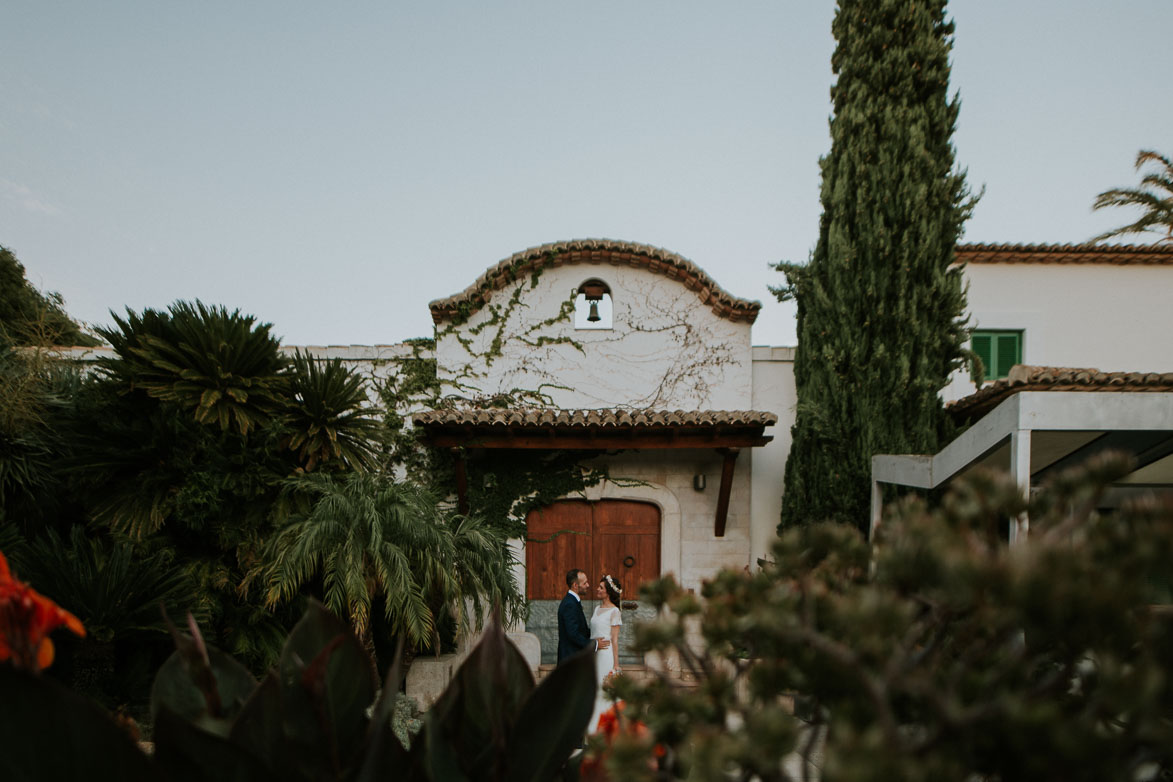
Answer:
587;603;623;733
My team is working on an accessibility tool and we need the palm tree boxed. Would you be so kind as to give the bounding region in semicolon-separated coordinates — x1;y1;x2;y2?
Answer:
284;351;382;472
97;301;288;436
1091;150;1173;244
254;471;523;651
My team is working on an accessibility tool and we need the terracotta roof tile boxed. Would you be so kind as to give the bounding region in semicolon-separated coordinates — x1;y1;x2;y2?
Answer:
948;365;1173;421
428;239;762;325
412;408;777;428
957;242;1173;265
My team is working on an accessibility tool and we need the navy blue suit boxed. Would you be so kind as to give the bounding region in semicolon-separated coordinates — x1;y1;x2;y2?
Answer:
557;591;595;664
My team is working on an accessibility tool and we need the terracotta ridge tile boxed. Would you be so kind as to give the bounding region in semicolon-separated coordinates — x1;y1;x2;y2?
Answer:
427;239;762;325
948;365;1173;421
957;242;1173;265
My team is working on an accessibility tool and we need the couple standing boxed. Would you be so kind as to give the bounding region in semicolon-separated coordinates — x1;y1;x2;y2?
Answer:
557;568;624;733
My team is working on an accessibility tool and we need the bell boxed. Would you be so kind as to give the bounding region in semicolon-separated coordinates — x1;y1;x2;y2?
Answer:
587;301;601;322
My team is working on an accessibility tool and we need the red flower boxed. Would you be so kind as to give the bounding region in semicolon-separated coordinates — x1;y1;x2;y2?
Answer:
0;550;85;671
581;702;665;780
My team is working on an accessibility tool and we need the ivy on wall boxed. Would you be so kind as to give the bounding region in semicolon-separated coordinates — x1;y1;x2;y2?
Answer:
374;259;608;541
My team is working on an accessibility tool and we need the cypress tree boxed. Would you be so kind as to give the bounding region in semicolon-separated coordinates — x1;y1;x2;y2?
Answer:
775;0;975;530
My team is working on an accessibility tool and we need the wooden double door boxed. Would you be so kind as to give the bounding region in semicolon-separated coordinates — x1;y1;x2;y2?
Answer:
524;500;661;602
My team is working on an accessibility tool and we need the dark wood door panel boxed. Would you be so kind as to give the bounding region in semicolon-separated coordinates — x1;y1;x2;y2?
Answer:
593;500;659;533
526;499;660;601
596;532;659;598
525;500;592;600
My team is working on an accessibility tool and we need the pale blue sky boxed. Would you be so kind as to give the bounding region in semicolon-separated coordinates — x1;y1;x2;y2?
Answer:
2;1;1170;347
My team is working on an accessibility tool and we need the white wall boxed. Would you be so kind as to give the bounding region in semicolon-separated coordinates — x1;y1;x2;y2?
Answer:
943;263;1173;402
50;343;416;389
749;346;796;565
435;264;754;410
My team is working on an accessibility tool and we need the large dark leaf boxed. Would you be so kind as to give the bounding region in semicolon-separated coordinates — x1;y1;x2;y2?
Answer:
424;618;536;779
356;639;408;782
278;601;378;776
150;645;258;736
503;651;597;782
153;707;276;782
227;672;285;773
0;666;156;782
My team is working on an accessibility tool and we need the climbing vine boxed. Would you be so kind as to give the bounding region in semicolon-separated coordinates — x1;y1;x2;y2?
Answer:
374;320;607;541
373;252;737;537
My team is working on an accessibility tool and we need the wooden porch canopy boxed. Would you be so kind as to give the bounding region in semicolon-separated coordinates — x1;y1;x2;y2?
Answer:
412;408;777;536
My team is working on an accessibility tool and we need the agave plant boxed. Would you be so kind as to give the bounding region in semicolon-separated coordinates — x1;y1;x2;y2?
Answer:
14;526;203;645
11;525;204;698
283;350;382;472
97;301;288;436
255;471;524;652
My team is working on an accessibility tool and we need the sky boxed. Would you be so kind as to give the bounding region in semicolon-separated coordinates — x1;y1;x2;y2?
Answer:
2;1;1171;348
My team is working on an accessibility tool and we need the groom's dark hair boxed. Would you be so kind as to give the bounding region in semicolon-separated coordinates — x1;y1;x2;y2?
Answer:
566;568;584;588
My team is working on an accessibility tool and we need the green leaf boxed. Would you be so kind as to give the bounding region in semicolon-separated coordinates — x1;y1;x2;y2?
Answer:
503;650;597;782
420;716;473;782
150;645;258;736
356;639;408;782
278;601;378;772
424;618;536;779
199;388;222;409
0;666;156;782
227;672;284;773
154;707;277;782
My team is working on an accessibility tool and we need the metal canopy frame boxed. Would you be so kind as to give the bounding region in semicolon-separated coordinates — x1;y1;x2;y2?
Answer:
871;391;1173;544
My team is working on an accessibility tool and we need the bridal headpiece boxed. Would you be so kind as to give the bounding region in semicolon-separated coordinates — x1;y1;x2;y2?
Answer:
604;574;622;595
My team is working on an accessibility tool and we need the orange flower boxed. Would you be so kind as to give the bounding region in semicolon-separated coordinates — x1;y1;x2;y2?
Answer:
582;702;664;780
0;550;85;671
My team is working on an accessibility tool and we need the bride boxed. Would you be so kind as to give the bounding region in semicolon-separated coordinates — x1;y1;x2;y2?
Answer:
588;573;623;733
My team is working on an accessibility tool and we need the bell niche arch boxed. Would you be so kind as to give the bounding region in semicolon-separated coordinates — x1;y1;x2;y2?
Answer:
574;278;613;330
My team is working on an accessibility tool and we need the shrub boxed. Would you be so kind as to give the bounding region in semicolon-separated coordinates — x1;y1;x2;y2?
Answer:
610;454;1173;781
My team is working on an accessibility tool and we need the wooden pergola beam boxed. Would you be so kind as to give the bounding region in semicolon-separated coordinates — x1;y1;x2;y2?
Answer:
714;447;740;537
451;448;469;516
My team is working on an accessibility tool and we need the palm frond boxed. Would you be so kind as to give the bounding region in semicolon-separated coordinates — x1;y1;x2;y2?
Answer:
283;351;382;472
97;301;288;436
1091;149;1173;244
252;471;522;650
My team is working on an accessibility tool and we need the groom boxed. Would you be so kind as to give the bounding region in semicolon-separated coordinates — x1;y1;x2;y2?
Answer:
557;568;610;664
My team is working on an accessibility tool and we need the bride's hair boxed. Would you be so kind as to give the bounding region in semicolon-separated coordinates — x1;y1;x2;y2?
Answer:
602;574;622;605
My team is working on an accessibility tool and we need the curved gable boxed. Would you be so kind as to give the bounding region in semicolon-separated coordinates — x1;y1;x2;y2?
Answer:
429;239;762;324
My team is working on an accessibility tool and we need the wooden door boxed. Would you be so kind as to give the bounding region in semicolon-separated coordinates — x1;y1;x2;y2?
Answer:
524;500;661;602
525;501;593;601
593;501;660;603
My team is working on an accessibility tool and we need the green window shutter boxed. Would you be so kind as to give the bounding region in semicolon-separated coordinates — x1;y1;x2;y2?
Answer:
995;333;1021;378
972;330;1023;381
972;334;993;380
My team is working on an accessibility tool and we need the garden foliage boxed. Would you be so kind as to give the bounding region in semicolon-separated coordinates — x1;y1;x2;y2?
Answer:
609;455;1173;781
0;601;597;782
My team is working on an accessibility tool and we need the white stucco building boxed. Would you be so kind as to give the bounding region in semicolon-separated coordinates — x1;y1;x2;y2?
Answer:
56;238;1173;668
878;242;1173;542
407;239;790;663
